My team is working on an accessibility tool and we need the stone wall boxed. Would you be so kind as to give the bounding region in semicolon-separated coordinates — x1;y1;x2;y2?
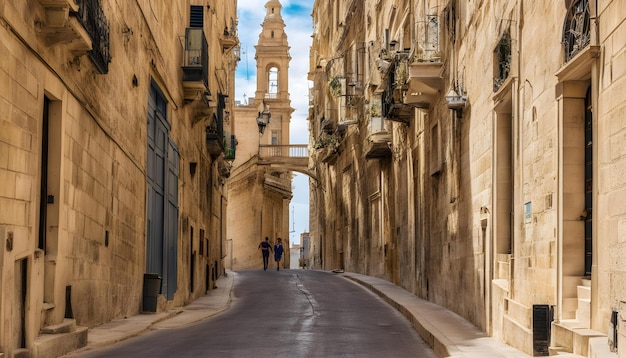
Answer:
309;0;626;356
0;0;237;355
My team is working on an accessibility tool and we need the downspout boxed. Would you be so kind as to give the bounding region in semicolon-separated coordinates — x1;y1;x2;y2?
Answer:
589;0;600;331
514;0;524;305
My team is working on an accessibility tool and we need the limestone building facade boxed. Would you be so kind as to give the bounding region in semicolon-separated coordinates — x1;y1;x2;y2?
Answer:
228;0;293;271
308;0;626;356
0;1;238;356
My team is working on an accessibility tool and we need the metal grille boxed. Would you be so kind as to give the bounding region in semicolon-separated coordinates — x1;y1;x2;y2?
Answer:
562;0;590;63
190;5;204;28
74;0;110;74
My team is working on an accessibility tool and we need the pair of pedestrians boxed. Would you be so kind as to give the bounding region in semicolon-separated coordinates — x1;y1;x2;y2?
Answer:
258;237;284;271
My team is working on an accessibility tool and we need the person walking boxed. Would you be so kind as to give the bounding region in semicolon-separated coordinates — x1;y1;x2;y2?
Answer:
274;238;284;271
258;237;272;271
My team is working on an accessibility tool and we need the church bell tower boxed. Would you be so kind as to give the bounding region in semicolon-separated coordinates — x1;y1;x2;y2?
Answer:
227;0;295;270
254;0;293;146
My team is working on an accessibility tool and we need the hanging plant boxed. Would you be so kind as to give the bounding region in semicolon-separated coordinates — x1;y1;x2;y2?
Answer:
370;102;381;117
379;48;390;60
328;76;342;97
314;132;340;151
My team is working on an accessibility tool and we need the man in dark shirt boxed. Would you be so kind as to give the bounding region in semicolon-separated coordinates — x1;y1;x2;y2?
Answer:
258;237;272;271
274;238;284;271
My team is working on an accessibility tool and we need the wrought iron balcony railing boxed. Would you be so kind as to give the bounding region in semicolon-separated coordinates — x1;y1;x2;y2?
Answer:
73;0;111;74
224;135;237;160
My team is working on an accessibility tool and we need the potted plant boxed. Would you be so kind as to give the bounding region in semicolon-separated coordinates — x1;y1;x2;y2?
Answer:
328;76;342;97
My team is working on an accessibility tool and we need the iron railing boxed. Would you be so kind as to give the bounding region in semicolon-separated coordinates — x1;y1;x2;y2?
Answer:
493;31;511;92
562;0;590;63
73;0;110;73
224;135;237;160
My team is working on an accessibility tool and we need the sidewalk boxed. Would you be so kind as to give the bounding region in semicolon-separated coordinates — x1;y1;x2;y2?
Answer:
63;271;236;356
66;270;584;357
341;272;532;357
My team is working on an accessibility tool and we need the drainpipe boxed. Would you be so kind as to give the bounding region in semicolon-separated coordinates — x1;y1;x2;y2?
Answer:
589;0;600;331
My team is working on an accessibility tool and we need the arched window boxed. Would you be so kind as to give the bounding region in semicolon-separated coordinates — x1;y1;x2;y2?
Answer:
268;67;278;95
271;30;275;38
562;0;590;63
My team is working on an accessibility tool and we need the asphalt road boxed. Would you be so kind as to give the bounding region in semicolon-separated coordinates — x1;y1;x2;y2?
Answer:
74;270;436;357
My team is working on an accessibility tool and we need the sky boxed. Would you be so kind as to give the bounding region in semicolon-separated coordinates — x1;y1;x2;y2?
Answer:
235;0;313;247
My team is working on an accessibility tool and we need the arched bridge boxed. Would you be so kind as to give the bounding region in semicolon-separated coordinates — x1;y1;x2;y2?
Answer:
258;144;316;180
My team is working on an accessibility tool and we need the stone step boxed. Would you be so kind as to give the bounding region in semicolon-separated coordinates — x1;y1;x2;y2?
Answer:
562;297;578;319
496;260;510;280
13;349;28;358
577;284;591;300
552;320;605;356
549;346;585;356
33;325;88;358
40;318;76;334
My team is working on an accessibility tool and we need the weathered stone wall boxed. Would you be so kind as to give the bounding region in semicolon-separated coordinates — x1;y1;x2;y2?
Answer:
0;0;237;355
309;0;626;356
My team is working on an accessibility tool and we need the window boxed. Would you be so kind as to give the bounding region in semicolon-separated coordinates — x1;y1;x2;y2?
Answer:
562;0;590;63
190;5;203;28
268;67;278;94
493;30;511;92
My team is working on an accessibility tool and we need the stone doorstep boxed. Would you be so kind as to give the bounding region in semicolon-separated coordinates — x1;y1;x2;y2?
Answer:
552;320;606;356
33;326;88;358
13;350;28;358
40;318;76;334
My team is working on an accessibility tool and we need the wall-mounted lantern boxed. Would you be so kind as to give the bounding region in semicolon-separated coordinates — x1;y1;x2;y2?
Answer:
445;88;467;117
256;101;271;134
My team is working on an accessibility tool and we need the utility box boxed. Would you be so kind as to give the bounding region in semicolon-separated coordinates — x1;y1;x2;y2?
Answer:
142;273;162;312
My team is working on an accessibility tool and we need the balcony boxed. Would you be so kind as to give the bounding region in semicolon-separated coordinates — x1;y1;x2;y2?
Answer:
220;28;238;50
205;95;226;157
320;109;337;133
314;132;340;164
382;56;414;123
182;27;209;101
365;116;392;159
405;61;444;108
38;0;111;73
206;129;224;157
38;1;88;46
383;87;413;123
220;18;239;51
321;117;335;133
224;135;237;161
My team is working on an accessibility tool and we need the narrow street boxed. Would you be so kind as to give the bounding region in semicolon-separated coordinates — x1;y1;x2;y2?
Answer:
70;270;436;358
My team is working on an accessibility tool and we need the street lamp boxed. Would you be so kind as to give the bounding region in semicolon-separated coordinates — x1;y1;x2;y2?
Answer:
445;88;467;118
256;101;271;134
